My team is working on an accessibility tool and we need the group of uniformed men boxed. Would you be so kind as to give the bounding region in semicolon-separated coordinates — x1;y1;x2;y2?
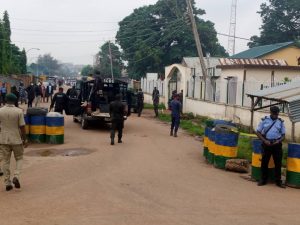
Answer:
0;83;287;191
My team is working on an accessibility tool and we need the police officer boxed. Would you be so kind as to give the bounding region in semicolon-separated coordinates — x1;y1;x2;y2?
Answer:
170;94;182;137
137;88;144;117
256;106;286;188
50;87;68;114
152;87;160;117
0;93;28;191
109;94;125;145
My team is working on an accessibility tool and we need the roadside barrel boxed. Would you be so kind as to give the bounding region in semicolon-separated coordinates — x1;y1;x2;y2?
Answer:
251;139;275;181
214;124;239;169
203;126;211;159
24;114;30;139
46;113;64;144
213;120;236;128
207;128;215;164
29;116;46;143
286;143;300;188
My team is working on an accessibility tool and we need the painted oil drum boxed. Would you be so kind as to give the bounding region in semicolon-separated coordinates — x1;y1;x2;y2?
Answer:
46;116;64;144
213;120;236;128
207;128;215;164
251;139;275;181
29;116;46;143
214;125;239;169
24;115;30;138
286;143;300;188
203;127;210;159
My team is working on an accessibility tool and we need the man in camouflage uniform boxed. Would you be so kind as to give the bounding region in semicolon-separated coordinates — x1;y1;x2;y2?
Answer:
0;93;28;191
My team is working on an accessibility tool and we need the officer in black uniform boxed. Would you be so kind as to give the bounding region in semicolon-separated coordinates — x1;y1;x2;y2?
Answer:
136;88;144;117
50;87;68;114
109;94;125;145
256;106;286;188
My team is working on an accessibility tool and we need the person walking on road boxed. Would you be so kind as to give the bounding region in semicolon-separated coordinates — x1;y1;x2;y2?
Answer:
256;106;286;188
50;87;68;114
0;83;7;106
34;83;42;107
170;94;182;138
11;86;20;107
152;87;160;117
109;94;125;145
46;83;54;103
0;93;28;191
26;83;35;108
19;82;27;105
137;88;144;117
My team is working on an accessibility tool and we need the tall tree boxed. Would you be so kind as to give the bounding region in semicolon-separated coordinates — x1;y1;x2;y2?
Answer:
3;10;11;73
96;41;123;78
81;65;94;76
248;0;300;47
116;0;227;79
37;54;60;76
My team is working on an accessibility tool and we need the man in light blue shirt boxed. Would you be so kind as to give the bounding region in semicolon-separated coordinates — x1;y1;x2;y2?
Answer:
256;106;286;188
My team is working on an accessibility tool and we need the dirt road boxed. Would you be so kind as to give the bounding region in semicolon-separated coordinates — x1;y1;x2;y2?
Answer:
0;109;299;225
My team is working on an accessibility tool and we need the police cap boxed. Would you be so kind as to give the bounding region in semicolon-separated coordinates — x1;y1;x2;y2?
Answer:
5;93;17;103
270;106;280;114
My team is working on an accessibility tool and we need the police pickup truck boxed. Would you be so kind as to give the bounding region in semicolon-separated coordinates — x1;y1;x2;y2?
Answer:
67;76;128;129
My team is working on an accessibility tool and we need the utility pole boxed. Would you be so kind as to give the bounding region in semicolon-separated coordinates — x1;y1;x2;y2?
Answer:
186;0;208;82
108;41;114;80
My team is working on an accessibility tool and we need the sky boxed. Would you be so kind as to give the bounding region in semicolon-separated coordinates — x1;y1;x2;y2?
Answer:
0;0;266;65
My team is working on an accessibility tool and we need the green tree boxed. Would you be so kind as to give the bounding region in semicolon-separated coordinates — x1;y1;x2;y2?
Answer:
96;41;123;78
248;0;300;47
116;0;226;79
37;54;60;76
81;65;94;76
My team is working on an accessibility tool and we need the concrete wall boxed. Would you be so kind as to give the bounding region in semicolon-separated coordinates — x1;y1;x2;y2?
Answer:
185;97;300;141
144;93;166;105
262;46;300;66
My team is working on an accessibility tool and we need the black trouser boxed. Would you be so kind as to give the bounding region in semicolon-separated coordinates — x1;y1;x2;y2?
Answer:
54;108;63;114
171;116;180;133
111;120;124;141
153;103;159;117
127;105;131;117
1;93;6;105
28;98;34;108
137;102;143;117
261;142;283;182
46;94;52;103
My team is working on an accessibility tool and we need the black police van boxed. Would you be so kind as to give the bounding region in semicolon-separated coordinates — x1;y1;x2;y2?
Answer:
67;76;128;129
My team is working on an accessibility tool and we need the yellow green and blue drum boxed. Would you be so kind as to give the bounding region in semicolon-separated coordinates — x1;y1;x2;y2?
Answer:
30;116;46;143
214;125;239;169
203;127;210;159
46;116;64;144
207;128;215;164
24;115;30;139
286;143;300;188
251;139;275;181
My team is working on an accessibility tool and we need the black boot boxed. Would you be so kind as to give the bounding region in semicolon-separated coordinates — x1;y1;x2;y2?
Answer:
111;139;115;145
170;130;173;136
118;139;122;143
174;132;178;137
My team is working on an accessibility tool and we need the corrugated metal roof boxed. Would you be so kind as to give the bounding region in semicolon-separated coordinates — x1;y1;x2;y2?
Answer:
230;41;295;59
247;82;300;123
247;82;300;103
219;58;288;66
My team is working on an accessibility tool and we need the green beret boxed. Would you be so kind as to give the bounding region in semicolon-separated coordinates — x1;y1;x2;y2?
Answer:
5;93;17;102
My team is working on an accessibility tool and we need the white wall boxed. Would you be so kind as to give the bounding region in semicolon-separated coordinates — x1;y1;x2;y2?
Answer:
185;98;300;141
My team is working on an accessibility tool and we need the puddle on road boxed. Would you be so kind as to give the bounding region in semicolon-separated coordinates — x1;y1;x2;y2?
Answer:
25;148;94;157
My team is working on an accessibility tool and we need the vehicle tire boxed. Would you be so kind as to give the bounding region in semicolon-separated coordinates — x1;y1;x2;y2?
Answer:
81;114;88;129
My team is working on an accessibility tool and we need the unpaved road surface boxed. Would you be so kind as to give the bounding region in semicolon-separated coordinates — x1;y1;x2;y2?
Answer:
0;108;299;225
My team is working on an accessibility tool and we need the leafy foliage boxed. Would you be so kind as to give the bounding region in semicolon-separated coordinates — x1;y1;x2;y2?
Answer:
116;0;227;79
81;65;94;76
0;11;27;75
248;0;300;47
95;41;123;78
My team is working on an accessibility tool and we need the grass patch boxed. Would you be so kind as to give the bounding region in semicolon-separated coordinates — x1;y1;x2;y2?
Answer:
158;113;205;136
144;103;166;110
